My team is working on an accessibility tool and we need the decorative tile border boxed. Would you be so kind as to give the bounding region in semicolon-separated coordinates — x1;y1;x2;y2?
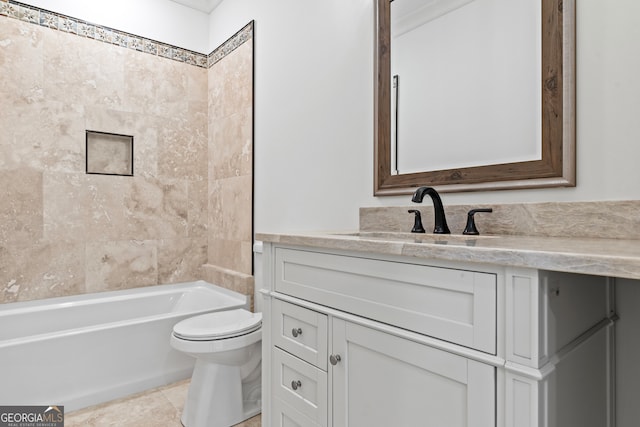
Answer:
0;0;252;69
208;21;254;67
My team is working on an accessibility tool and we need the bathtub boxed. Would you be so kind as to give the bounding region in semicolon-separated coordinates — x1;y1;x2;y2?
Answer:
0;281;248;411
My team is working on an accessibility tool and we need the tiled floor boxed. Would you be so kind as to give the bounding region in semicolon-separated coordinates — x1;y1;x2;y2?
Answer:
64;380;261;427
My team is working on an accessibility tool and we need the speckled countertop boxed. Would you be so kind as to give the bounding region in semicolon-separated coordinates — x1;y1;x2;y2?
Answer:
256;231;640;280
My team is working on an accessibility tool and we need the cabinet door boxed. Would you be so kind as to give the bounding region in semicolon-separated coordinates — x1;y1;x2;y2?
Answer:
331;319;495;427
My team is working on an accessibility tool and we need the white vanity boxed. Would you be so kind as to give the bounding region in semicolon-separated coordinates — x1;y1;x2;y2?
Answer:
258;232;619;427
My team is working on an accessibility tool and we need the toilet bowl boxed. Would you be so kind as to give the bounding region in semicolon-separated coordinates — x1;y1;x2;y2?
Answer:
170;309;262;427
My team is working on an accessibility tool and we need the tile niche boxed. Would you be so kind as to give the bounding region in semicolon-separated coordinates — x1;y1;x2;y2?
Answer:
86;131;134;176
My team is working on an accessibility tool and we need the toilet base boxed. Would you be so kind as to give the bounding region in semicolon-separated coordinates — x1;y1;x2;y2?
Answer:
181;346;261;427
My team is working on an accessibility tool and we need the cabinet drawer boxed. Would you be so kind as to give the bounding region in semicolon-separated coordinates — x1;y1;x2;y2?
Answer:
272;396;322;427
275;247;497;354
272;347;327;427
272;299;328;370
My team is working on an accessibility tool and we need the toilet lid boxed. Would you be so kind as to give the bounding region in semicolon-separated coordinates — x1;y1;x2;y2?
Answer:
173;309;262;341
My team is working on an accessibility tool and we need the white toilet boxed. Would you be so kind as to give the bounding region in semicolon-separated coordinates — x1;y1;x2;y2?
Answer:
170;309;262;427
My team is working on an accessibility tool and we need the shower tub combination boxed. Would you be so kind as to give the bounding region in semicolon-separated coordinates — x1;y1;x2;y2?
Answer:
0;281;248;411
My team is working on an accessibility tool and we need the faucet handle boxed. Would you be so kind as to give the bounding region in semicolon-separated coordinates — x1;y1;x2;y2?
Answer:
408;210;426;233
462;208;493;235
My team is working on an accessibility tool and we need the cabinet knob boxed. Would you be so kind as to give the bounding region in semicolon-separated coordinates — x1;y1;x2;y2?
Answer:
329;354;342;365
291;328;303;338
291;380;302;390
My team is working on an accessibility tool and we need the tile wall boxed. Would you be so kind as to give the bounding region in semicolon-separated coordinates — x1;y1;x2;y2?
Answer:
0;4;254;303
203;26;254;305
207;41;253;276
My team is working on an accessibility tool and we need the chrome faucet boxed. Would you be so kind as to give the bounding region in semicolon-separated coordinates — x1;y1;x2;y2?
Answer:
411;187;450;234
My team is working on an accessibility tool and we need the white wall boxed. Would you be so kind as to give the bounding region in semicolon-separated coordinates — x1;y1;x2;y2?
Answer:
19;0;210;53
209;0;640;234
209;0;375;233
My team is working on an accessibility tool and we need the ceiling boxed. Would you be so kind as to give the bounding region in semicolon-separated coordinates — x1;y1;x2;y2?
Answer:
169;0;224;13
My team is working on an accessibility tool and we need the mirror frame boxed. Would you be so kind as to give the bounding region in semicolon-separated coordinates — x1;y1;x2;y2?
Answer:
374;0;576;195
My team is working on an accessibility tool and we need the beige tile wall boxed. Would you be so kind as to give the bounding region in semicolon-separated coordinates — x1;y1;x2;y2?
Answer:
207;42;253;276
0;15;249;304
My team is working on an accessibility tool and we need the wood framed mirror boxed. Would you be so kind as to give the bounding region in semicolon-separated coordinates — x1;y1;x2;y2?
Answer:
374;0;575;195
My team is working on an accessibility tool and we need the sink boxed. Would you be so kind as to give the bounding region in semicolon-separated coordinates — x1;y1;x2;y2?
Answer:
333;231;497;246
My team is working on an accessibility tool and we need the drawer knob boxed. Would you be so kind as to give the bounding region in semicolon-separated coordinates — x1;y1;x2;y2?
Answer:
291;328;303;338
329;354;342;365
291;380;302;390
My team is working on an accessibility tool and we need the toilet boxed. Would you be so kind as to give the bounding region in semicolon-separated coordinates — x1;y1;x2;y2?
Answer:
170;309;262;427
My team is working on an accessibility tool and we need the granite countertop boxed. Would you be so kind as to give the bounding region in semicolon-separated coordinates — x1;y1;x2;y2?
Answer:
256;231;640;280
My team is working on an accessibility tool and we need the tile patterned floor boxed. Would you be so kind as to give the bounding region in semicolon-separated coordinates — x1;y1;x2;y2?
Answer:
64;380;261;427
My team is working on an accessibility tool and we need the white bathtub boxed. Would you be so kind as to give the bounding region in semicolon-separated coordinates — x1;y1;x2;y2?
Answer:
0;281;248;411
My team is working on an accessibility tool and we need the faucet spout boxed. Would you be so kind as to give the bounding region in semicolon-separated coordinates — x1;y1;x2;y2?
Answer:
411;187;451;234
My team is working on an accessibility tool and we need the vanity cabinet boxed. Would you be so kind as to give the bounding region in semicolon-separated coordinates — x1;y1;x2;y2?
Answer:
270;299;495;427
261;243;616;427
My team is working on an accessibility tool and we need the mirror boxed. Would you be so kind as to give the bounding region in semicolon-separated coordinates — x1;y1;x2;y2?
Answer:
374;0;575;195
